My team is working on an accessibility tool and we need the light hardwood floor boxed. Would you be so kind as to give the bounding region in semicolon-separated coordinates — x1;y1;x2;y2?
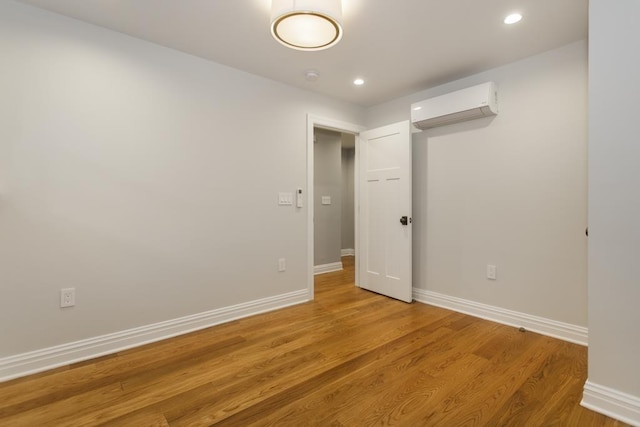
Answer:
0;257;628;426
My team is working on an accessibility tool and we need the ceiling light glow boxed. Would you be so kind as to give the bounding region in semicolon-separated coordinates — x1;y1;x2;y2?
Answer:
504;13;522;24
353;78;364;86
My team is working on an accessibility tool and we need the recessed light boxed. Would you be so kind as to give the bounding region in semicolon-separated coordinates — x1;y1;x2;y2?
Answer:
413;106;422;111
353;78;364;86
504;13;522;24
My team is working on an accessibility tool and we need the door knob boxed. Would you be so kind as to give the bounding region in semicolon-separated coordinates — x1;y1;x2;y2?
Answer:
400;216;409;226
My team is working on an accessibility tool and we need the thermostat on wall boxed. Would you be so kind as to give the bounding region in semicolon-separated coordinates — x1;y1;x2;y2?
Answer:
296;188;303;208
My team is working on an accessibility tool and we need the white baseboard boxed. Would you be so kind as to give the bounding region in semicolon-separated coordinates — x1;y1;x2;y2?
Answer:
0;289;309;383
412;288;588;346
582;380;640;426
341;248;355;257
314;262;343;275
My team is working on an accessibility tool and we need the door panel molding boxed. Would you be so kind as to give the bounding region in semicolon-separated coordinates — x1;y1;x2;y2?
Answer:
359;121;412;303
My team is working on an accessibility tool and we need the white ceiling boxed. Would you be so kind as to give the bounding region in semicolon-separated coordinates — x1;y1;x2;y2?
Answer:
17;0;588;107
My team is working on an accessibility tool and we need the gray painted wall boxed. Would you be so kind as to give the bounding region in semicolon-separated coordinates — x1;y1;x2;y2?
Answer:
587;0;640;403
0;1;364;358
314;129;343;266
341;146;355;252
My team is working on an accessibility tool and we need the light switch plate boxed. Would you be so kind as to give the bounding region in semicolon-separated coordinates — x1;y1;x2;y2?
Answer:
321;196;331;205
278;192;293;205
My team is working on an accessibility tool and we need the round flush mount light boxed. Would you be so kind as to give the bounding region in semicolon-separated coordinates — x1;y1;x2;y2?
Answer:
504;13;523;24
353;78;364;86
271;0;343;51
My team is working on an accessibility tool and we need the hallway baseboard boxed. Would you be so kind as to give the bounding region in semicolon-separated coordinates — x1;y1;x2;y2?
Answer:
314;262;343;275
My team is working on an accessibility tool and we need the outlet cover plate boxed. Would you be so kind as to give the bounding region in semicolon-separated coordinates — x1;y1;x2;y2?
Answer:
60;288;76;307
487;265;497;280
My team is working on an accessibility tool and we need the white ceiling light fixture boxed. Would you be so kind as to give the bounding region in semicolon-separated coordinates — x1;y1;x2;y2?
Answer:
271;0;343;51
353;78;364;86
504;13;523;24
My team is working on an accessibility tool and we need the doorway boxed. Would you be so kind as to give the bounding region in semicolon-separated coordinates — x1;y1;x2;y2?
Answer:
306;116;413;303
306;115;364;300
313;128;356;277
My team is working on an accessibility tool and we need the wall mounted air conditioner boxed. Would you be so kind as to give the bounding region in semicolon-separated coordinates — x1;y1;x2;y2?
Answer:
411;82;498;130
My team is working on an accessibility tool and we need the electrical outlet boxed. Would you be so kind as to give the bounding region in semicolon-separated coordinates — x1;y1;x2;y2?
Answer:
487;265;497;280
60;288;76;307
278;258;286;272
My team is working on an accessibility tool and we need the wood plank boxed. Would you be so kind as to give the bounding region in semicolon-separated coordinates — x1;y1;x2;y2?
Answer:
214;324;460;426
0;383;124;427
97;408;169;427
165;304;444;425
0;335;245;418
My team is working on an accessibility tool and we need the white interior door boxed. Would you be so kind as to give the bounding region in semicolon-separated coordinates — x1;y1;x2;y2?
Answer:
358;121;412;302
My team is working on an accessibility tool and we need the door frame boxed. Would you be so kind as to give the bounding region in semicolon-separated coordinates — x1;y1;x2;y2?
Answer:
307;114;365;300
